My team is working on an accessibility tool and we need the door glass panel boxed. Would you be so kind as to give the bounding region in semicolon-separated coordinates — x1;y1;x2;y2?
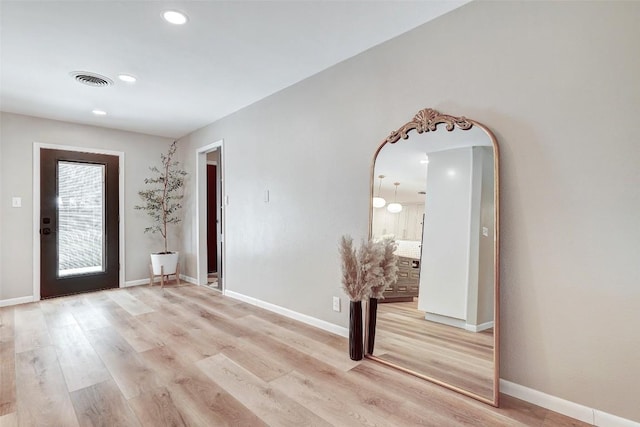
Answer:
57;161;105;277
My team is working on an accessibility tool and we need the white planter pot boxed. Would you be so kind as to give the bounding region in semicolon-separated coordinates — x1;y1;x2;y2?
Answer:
150;252;179;275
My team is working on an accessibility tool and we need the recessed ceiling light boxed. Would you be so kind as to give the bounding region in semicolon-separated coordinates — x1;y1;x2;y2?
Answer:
92;109;107;116
163;10;188;25
118;74;137;83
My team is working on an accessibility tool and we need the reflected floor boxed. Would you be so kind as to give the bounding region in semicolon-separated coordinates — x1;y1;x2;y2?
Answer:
373;300;494;399
206;272;220;290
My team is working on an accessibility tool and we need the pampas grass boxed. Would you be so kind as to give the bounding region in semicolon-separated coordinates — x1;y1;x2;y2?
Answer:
339;235;397;301
356;239;385;300
370;238;399;299
339;235;361;301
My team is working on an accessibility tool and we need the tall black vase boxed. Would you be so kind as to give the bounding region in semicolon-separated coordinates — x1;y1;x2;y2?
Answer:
366;297;378;354
349;300;363;361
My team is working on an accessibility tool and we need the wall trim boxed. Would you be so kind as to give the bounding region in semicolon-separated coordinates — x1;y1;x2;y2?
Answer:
425;312;466;329
594;410;640;427
180;274;198;285
0;296;35;307
500;380;640;427
466;320;494;332
224;290;349;337
124;274;197;287
123;279;149;287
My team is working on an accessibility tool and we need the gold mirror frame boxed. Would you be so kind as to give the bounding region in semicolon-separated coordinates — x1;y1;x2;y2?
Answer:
365;108;500;406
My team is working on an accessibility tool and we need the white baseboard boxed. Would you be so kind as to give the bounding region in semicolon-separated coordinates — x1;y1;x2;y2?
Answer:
594;410;640;427
0;295;35;307
500;380;640;426
180;274;198;285
123;278;150;287
425;312;466;329
224;290;349;338
425;313;493;333
501;380;593;423
124;275;198;287
466;320;494;332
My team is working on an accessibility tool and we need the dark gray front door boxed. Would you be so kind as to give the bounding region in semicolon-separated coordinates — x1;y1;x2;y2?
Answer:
40;149;119;298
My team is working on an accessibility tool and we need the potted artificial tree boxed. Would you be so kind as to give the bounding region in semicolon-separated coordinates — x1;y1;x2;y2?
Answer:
135;140;187;281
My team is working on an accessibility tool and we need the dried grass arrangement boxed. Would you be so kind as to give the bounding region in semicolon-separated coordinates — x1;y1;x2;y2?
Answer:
339;234;399;360
370;238;399;299
339;235;398;301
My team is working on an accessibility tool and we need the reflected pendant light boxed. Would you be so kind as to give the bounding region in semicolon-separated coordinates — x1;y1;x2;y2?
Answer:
372;174;386;208
387;182;403;213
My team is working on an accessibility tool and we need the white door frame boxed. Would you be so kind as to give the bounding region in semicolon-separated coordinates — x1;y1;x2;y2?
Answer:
32;142;125;301
196;140;225;290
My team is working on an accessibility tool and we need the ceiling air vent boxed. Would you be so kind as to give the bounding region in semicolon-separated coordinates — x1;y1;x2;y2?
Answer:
70;71;113;87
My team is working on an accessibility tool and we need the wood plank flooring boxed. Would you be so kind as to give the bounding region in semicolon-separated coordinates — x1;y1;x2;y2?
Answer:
0;285;589;426
374;300;495;400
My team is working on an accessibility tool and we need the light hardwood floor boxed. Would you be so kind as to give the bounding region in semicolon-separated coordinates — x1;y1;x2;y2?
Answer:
0;285;589;426
374;300;494;400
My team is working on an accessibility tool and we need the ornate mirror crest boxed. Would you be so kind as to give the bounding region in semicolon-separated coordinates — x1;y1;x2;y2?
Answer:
384;108;474;144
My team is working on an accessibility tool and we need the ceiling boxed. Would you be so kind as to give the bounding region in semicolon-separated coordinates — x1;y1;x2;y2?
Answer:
0;1;469;139
374;125;493;203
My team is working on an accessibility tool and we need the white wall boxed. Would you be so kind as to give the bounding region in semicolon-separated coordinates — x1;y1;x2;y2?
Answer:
0;112;174;300
476;146;495;326
418;147;472;320
464;145;495;329
177;1;640;421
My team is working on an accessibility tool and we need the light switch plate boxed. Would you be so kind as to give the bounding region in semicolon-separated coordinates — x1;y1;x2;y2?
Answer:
482;227;489;237
12;197;22;208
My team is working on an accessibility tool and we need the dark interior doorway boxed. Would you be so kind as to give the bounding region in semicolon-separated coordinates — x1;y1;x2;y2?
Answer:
207;163;218;274
205;151;223;291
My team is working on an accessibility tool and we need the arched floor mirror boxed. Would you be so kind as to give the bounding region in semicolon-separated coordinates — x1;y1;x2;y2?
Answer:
365;108;500;406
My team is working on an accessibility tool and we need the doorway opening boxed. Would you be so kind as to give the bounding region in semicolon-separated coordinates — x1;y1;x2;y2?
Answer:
196;140;224;291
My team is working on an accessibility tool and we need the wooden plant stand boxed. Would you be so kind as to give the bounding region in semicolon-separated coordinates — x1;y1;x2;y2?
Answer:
149;264;181;288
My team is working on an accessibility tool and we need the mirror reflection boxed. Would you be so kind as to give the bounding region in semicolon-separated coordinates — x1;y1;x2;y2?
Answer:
367;109;499;404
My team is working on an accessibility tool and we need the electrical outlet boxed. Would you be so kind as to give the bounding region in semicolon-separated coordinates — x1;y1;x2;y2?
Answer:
332;296;341;312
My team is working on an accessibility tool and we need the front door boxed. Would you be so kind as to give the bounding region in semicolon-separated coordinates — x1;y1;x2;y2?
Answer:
40;149;119;298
